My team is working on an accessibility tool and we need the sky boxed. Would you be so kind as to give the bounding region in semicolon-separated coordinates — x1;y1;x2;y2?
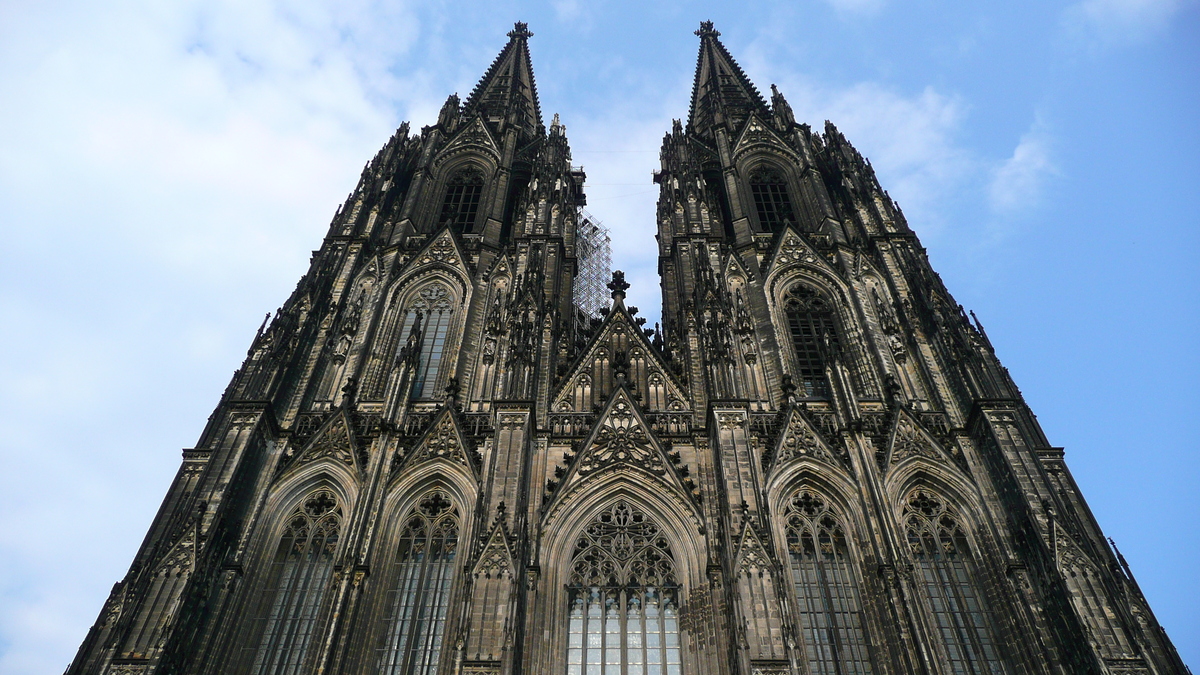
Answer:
0;0;1196;672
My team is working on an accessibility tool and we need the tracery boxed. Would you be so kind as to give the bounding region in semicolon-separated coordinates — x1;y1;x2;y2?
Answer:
246;488;343;675
904;490;1007;674
566;502;682;675
784;489;872;674
376;490;460;675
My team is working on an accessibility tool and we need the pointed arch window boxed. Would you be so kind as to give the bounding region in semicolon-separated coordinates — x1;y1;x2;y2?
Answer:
245;488;342;675
904;491;1007;674
784;489;872;674
398;284;455;399
440;166;485;233
783;285;838;399
376;490;460;675
749;166;796;233
566;502;681;675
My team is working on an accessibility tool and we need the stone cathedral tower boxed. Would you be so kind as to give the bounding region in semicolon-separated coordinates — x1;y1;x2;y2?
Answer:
69;22;1185;675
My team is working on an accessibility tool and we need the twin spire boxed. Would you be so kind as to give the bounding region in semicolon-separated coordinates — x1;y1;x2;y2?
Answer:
463;21;780;140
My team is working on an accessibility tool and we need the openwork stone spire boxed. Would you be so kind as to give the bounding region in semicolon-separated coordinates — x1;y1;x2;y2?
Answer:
462;21;543;137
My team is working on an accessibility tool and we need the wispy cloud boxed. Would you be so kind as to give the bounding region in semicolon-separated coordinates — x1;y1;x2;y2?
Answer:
1064;0;1190;45
762;77;972;239
989;123;1057;213
822;0;887;14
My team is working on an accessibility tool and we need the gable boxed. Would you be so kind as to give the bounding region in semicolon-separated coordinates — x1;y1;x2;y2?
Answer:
765;406;844;474
732;115;799;163
280;412;359;477
434;117;502;168
393;406;480;481
734;523;774;574
397;227;472;282
881;411;959;472
764;225;839;279
551;303;689;415
544;386;700;515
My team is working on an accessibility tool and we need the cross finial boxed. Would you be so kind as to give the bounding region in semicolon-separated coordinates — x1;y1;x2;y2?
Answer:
509;22;532;39
696;21;719;37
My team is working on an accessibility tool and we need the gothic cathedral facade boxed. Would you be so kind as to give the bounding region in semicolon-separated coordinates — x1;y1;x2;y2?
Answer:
69;22;1186;675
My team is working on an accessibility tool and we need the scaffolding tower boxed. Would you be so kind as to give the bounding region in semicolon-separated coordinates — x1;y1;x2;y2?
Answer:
574;208;612;319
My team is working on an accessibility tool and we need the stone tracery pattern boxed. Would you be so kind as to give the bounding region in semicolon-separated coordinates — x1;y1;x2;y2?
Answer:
567;502;681;675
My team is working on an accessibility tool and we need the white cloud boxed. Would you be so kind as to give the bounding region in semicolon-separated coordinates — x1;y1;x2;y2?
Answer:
761;77;972;239
0;2;434;673
989;125;1056;213
552;0;584;22
822;0;887;14
1065;0;1190;44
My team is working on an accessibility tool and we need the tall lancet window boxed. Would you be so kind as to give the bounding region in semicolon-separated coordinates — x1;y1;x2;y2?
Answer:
246;488;343;675
783;285;838;399
439;166;485;232
376;490;460;675
749;166;796;232
566;502;681;675
904;491;1007;674
398;284;454;399
784;490;872;674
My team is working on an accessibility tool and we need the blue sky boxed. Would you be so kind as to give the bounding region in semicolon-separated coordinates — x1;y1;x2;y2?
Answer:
0;0;1196;672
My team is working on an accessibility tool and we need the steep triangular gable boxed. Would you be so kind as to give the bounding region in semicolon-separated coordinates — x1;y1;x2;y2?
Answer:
473;516;517;579
882;410;953;470
152;526;197;576
398;227;471;279
734;523;774;574
732;114;799;162
394;406;480;480
283;411;359;475
551;302;689;413
435;117;502;165
546;385;699;511
1055;528;1102;575
764;225;837;277
766;405;842;474
723;250;753;281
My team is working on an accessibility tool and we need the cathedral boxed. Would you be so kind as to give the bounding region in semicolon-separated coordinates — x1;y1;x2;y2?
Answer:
68;22;1187;675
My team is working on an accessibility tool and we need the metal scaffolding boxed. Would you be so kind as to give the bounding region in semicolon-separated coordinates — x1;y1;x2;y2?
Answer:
574;208;612;319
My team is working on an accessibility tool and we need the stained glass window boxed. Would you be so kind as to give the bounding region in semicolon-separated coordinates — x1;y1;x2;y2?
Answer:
376;490;460;675
904;491;1007;675
749;166;796;233
247;489;342;675
567;502;681;675
785;489;872;674
783;285;838;399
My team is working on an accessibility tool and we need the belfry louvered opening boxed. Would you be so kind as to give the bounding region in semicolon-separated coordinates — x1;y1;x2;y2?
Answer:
749;165;796;233
439;167;485;233
784;285;838;400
